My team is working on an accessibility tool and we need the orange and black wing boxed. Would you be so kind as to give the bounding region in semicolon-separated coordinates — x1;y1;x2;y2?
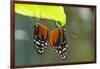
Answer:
33;24;48;54
49;28;68;59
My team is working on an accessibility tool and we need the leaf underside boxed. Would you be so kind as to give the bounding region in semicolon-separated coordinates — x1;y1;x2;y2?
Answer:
15;3;67;27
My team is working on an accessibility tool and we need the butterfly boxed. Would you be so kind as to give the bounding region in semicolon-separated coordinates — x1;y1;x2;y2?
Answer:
49;28;68;59
33;23;68;59
33;23;48;54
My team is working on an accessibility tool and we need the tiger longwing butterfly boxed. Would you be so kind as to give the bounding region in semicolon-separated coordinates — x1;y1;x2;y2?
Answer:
33;23;49;54
49;28;68;59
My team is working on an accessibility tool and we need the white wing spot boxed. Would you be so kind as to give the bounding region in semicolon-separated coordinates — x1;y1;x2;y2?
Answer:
36;41;40;45
63;48;67;51
66;45;68;47
59;51;62;54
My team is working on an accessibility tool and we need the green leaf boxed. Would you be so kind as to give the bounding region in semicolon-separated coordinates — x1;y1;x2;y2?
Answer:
15;3;66;27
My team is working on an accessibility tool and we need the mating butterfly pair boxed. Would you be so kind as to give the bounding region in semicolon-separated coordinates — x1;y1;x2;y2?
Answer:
33;23;68;60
